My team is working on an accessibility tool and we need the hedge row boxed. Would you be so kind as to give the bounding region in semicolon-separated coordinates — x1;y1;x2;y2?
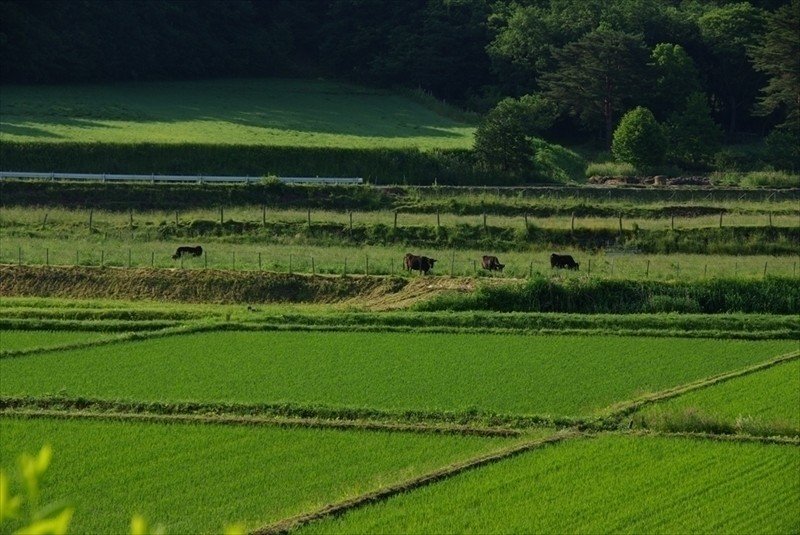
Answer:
417;277;800;314
0;142;510;185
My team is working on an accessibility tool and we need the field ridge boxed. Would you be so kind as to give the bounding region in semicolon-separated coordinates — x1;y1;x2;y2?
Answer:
254;430;582;535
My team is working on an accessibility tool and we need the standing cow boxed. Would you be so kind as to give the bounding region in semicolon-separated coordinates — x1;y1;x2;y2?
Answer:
172;245;203;260
550;253;579;270
404;253;437;275
481;255;505;272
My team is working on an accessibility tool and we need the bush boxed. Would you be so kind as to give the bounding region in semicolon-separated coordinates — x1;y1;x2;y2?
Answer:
765;126;800;171
612;107;667;171
666;92;723;169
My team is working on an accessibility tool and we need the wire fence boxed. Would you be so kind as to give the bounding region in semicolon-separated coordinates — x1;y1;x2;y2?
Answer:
3;244;798;280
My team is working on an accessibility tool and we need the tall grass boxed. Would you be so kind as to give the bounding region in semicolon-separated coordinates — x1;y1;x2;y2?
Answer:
418;276;800;314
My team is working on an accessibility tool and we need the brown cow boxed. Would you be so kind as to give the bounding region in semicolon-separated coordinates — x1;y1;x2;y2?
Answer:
172;245;203;260
404;253;437;275
482;255;505;272
550;253;579;270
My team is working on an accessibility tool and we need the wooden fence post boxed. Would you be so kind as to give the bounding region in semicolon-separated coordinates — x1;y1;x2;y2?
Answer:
450;251;455;276
100;250;104;267
671;215;675;230
365;254;369;275
704;264;708;277
719;212;723;228
436;210;440;229
349;211;354;234
76;250;80;266
587;258;591;275
88;209;93;232
571;213;575;232
529;261;533;278
258;252;262;270
524;213;528;229
483;213;487;232
311;256;315;275
175;210;179;226
307;207;312;228
645;259;650;277
390;258;394;275
288;254;292;274
618;214;623;233
764;262;768;277
768;213;773;227
343;257;347;276
129;208;133;229
128;248;131;268
262;205;266;226
219;206;224;224
204;251;208;269
232;252;236;270
43;213;49;227
17;246;21;266
393;211;398;230
151;252;155;267
45;248;49;266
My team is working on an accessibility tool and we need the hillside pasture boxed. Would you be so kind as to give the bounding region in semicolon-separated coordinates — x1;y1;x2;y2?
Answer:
0;331;794;419
299;435;800;534
0;79;475;150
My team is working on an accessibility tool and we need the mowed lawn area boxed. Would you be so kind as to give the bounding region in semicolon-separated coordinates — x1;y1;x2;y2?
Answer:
300;434;800;534
0;78;475;149
0;417;516;534
0;331;793;417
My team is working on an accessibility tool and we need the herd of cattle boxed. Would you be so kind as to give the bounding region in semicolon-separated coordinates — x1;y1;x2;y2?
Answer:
173;246;579;275
172;245;580;275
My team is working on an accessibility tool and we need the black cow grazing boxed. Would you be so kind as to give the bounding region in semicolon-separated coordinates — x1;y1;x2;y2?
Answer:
482;255;505;272
404;253;437;275
550;253;579;270
172;245;203;260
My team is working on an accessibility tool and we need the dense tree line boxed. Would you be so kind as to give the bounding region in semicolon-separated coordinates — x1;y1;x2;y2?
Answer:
1;0;797;159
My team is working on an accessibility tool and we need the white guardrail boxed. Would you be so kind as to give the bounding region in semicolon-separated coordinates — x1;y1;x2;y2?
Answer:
0;171;363;185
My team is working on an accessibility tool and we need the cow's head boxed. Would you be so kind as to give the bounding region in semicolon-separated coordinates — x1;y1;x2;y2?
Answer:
498;264;505;271
428;258;437;267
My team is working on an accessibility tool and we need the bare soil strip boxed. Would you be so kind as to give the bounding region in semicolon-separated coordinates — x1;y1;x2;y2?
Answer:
252;430;583;535
600;350;800;422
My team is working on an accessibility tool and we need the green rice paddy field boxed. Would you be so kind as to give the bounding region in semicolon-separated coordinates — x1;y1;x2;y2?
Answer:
0;331;794;418
0;417;516;533
638;359;800;430
300;435;800;534
0;79;475;149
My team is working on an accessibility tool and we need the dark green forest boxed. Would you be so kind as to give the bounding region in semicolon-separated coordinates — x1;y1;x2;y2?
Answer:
1;0;798;173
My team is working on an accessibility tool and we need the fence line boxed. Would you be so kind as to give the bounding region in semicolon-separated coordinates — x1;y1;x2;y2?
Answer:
3;245;798;280
0;171;363;185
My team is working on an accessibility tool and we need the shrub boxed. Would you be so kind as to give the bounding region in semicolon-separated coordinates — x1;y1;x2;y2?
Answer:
585;161;637;177
612;107;667;171
666;92;723;168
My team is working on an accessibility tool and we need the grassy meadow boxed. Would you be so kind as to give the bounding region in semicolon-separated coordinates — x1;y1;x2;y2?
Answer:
0;79;475;150
0;330;111;351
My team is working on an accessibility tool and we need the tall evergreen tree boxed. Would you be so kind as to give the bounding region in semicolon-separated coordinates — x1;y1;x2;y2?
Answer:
749;0;800;128
541;24;649;148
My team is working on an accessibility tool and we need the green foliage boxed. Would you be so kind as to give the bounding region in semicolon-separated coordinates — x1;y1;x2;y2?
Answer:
419;277;800;315
542;25;650;146
300;435;800;534
666;93;724;168
531;138;586;183
649;43;702;120
748;0;800;128
612;107;667;170
0;330;792;417
764;126;800;172
473;95;556;176
0;444;74;535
